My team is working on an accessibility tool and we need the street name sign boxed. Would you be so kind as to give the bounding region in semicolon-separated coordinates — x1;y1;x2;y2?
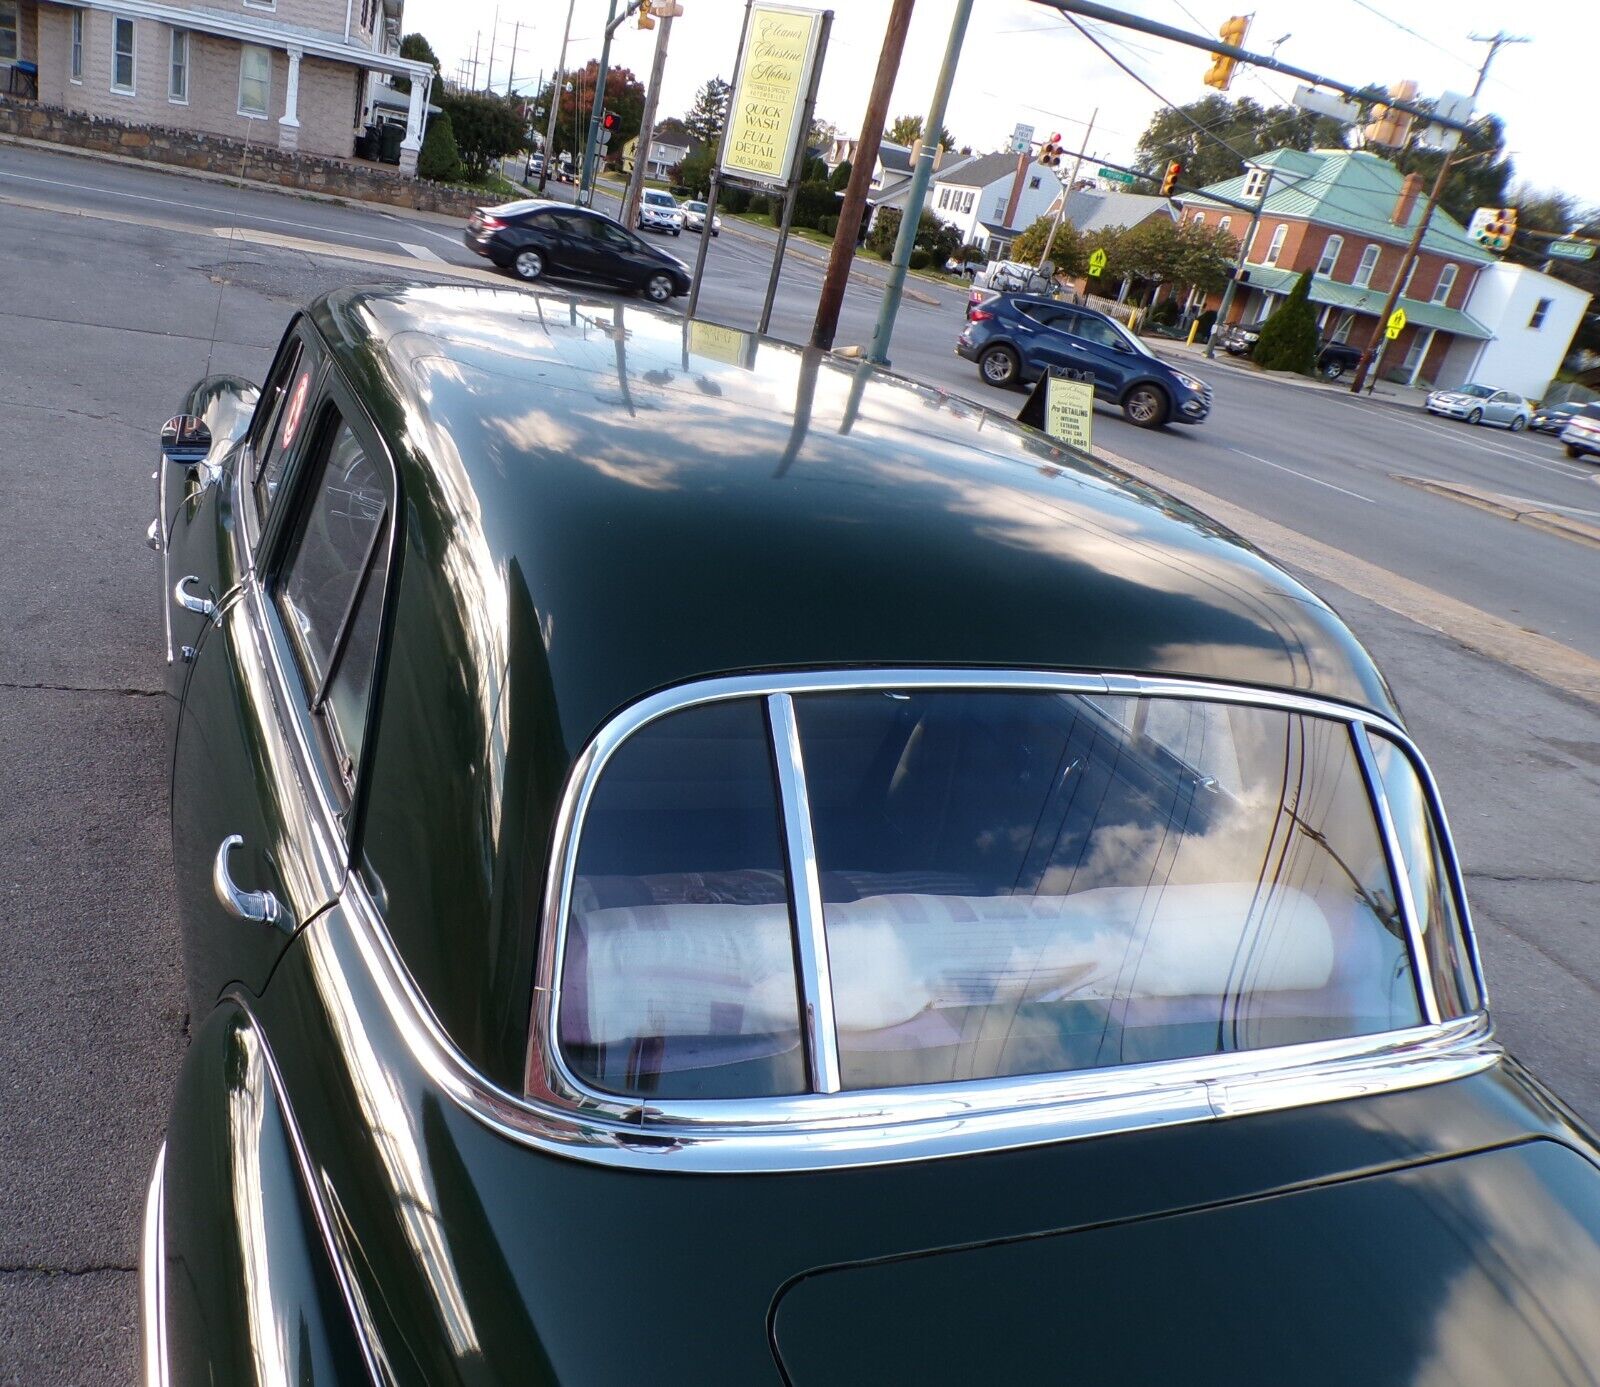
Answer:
1548;239;1596;262
1088;247;1108;277
1097;167;1137;185
1386;307;1406;340
720;4;826;187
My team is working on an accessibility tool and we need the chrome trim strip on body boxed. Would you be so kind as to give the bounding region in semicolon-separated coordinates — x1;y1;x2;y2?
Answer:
158;450;174;666
767;693;842;1094
329;883;1500;1173
1353;721;1440;1025
140;1141;170;1387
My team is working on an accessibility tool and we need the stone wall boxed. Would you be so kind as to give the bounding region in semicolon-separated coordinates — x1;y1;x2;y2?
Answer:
0;94;485;215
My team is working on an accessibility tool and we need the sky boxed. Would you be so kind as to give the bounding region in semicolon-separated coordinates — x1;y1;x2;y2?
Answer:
401;0;1597;211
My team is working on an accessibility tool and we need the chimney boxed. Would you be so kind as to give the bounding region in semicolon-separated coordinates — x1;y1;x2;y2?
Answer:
1392;172;1423;227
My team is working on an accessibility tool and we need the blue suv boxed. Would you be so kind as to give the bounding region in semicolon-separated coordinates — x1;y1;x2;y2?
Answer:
957;294;1212;429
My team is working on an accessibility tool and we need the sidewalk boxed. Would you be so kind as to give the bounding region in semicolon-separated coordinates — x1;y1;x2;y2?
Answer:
1148;335;1430;410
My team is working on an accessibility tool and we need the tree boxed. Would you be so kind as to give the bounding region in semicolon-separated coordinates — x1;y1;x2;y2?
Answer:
1135;95;1347;190
532;61;646;163
439;91;525;179
865;207;961;263
1011;214;1087;277
684;77;731;146
677;146;715;197
393;33;440;95
828;159;852;193
417;110;463;183
886;113;955;149
1099;216;1237;300
1252;271;1319;373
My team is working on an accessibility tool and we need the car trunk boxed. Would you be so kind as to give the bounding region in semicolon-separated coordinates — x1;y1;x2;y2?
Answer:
771;1140;1600;1386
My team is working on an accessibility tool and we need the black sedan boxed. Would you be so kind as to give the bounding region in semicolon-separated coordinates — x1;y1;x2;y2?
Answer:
146;284;1600;1384
1531;398;1589;434
464;199;691;303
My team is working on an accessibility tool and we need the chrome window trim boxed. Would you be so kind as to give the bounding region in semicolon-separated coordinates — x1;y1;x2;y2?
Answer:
500;668;1493;1165
1352;721;1440;1024
767;693;843;1094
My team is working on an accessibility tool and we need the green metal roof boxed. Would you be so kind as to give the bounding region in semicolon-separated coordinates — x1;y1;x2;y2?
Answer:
1243;264;1493;339
1181;147;1493;263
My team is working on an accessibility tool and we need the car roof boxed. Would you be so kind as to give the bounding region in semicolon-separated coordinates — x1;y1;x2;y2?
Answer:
309;285;1396;743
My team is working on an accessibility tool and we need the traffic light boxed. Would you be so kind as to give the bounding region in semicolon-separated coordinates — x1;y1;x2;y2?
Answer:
1363;80;1417;148
1160;160;1183;196
1473;206;1517;252
638;0;654;28
600;110;616;146
1203;15;1250;91
1039;133;1064;168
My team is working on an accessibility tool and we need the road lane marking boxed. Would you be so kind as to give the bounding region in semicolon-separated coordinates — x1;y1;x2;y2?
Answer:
0;165;449;258
398;241;443;261
1100;445;1600;709
1338;402;1591;476
1228;448;1376;503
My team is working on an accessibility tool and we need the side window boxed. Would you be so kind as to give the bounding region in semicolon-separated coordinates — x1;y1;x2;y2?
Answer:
253;341;314;521
1368;736;1480;1017
274;409;393;789
1066;314;1124;351
1018;303;1062;326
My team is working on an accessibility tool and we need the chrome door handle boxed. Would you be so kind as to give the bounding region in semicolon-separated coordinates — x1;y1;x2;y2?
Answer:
174;574;215;616
212;835;283;925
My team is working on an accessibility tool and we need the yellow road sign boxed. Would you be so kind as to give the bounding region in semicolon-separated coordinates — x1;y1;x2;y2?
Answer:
1387;307;1406;338
1088;248;1108;277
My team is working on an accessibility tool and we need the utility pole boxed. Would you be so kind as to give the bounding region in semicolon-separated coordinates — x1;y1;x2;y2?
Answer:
811;0;917;350
506;21;520;96
580;2;645;206
486;7;499;95
1037;108;1095;273
866;0;972;363
623;7;678;229
685;0;752;319
539;0;576;193
1349;30;1528;394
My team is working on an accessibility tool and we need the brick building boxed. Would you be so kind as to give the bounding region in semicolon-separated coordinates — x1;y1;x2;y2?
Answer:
1175;147;1494;387
1;0;433;171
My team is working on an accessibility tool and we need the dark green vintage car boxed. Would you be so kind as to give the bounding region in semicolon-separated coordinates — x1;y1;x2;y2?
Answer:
147;284;1600;1385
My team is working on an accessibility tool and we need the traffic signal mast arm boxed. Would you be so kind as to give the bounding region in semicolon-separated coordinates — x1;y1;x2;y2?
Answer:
1037;143;1262;212
1026;0;1478;137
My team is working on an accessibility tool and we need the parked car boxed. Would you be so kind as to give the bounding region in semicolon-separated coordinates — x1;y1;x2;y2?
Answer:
1425;383;1532;430
637;188;685;236
1214;323;1363;381
147;281;1600;1384
682;199;722;236
1531;399;1586;434
1559;401;1600;461
464;199;690;302
957;293;1211;428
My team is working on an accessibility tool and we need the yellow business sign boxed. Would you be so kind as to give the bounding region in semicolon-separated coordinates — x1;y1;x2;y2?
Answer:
721;4;824;186
687;318;754;367
1045;375;1095;452
1088;247;1108;277
1386;306;1406;340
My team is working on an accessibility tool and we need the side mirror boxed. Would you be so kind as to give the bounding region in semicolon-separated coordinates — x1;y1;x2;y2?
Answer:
161;414;213;464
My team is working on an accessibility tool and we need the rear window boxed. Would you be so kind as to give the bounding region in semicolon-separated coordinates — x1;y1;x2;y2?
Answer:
555;687;1447;1101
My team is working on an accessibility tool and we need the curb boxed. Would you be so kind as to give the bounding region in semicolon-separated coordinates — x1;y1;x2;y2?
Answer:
1394;476;1600;549
1148;341;1422;406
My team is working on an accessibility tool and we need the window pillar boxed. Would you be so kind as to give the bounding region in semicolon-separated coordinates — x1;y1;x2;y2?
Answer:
278;46;301;150
398;69;426;174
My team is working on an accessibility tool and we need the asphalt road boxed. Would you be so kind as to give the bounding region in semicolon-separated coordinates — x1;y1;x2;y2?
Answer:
1;140;1598;1385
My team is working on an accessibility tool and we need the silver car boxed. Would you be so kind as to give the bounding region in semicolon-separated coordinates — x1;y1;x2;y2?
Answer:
682;200;721;236
1425;383;1532;431
637;189;684;236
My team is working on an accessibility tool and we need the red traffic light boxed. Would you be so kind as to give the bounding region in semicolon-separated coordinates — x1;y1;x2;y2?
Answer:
602;111;617;130
1160;160;1183;195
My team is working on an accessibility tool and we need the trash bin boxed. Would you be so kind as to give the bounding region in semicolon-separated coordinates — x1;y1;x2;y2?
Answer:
378;123;404;165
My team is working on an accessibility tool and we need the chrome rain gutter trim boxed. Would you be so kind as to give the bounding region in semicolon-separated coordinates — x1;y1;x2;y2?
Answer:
140;1142;170;1387
1353;721;1440;1025
768;693;842;1094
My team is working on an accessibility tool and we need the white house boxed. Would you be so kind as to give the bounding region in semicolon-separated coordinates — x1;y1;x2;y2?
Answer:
861;139;975;230
928;150;1058;252
1436;262;1593;400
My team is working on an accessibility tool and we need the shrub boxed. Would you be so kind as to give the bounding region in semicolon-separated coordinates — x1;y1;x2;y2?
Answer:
865;207;901;258
438;91;525;179
748;192;772;215
909;248;932;270
721;187;751;213
1148;297;1179;326
1251;271;1318;373
828;159;853;192
816;215;838;237
791;180;836;229
417;111;463;183
1197;307;1218;339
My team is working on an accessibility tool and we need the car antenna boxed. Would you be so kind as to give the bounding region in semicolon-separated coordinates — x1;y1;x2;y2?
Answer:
201;125;261;379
